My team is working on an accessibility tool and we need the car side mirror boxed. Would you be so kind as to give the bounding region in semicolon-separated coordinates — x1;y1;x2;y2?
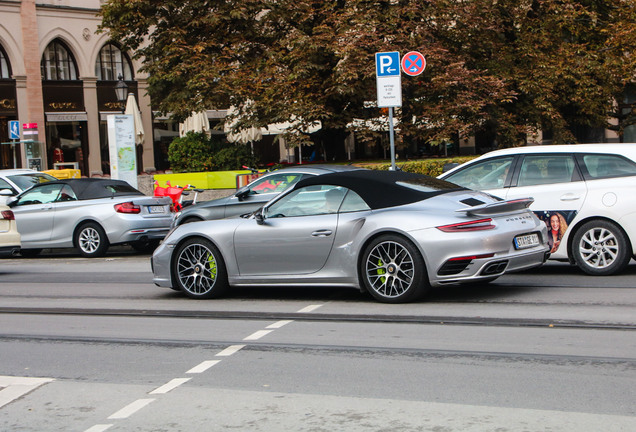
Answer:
235;189;249;202
0;189;13;196
254;208;265;225
6;196;17;207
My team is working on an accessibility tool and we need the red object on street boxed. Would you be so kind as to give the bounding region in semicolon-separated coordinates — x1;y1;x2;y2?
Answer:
154;181;188;211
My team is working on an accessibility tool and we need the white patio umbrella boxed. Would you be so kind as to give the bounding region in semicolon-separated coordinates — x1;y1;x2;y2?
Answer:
223;106;263;154
179;111;210;137
265;117;321;163
124;93;145;145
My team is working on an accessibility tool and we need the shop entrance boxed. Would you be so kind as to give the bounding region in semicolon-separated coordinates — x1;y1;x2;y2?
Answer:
45;121;88;174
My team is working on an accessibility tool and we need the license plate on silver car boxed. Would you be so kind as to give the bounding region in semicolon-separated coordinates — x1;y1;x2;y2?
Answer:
148;205;166;214
514;233;540;249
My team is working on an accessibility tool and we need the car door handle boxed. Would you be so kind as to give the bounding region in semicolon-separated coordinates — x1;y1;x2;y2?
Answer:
311;230;332;237
560;193;581;201
41;204;53;211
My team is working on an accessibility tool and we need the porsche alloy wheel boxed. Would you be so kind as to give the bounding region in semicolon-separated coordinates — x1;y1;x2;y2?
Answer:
75;223;109;258
572;220;631;276
173;237;228;299
361;235;428;303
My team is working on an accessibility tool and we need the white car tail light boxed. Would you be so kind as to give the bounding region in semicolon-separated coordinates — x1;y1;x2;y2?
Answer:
1;210;15;220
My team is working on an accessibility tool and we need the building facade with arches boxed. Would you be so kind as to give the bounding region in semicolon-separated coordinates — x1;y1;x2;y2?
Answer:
0;0;155;175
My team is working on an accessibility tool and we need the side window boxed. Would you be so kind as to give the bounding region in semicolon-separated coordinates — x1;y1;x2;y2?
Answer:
249;173;304;195
581;154;636;179
16;184;63;206
340;190;371;213
517;155;575;186
0;178;16;194
444;157;514;190
266;185;345;218
56;184;77;202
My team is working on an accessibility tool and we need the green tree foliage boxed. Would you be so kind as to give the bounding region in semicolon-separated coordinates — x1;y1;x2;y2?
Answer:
100;0;636;146
167;131;257;172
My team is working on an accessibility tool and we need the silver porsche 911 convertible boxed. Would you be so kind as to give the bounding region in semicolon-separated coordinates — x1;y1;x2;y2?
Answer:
152;170;550;303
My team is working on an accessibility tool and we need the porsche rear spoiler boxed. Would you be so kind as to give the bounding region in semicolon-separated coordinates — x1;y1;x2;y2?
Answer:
455;198;534;216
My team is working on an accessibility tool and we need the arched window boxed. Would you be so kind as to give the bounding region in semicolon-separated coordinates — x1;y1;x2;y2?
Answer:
95;43;133;81
41;40;79;80
0;46;10;79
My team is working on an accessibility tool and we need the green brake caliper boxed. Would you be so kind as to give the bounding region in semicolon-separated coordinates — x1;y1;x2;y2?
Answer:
377;258;386;283
207;253;217;279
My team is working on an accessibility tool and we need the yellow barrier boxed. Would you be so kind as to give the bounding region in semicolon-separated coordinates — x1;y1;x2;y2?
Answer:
154;170;256;190
44;169;81;179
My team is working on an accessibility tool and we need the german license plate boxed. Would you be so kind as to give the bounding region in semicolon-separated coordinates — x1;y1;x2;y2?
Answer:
514;233;540;249
148;205;166;214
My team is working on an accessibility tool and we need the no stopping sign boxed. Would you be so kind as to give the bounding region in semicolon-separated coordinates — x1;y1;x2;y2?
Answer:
401;51;426;76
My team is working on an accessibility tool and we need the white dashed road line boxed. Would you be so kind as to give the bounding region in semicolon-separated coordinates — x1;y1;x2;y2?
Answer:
84;424;113;432
216;344;245;357
243;329;274;341
0;376;55;409
85;303;325;430
267;320;293;329
297;304;323;313
107;398;156;419
149;378;192;395
187;360;221;374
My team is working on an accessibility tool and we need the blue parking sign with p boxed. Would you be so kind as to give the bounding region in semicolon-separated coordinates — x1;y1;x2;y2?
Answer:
9;120;20;140
375;52;400;77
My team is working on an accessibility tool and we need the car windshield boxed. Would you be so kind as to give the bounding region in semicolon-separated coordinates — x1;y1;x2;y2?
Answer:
7;173;57;191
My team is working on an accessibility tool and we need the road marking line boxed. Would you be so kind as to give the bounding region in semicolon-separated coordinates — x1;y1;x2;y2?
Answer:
187;360;221;374
267;320;293;329
108;398;155;419
149;378;191;394
297;304;323;313
216;345;245;356
0;376;55;409
243;330;273;341
84;425;113;432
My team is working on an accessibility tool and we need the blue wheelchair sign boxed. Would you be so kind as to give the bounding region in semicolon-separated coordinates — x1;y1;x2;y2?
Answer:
9;120;20;140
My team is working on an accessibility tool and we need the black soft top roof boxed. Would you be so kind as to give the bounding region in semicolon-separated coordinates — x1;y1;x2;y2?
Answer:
45;178;143;200
294;169;463;209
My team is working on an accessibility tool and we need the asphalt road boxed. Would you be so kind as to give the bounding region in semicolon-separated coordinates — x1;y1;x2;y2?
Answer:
0;249;635;431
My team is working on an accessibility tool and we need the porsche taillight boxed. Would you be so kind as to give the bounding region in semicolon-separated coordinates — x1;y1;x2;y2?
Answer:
436;218;495;232
114;202;141;214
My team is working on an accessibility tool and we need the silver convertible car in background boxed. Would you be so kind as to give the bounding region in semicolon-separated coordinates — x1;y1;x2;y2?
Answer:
152;170;550;303
8;178;173;257
171;164;361;227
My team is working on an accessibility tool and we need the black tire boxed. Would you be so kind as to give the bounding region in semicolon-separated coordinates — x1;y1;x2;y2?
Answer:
20;249;42;258
75;222;109;258
359;234;429;303
172;237;228;299
571;220;631;276
130;239;160;253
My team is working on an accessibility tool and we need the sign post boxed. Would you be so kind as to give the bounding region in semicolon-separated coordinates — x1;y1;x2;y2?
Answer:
8;120;19;168
375;52;402;171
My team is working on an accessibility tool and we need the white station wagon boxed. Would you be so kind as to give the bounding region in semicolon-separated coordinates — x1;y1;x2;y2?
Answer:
439;144;636;276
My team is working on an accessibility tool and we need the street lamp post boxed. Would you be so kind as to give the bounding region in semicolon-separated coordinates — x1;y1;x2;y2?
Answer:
114;74;128;113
